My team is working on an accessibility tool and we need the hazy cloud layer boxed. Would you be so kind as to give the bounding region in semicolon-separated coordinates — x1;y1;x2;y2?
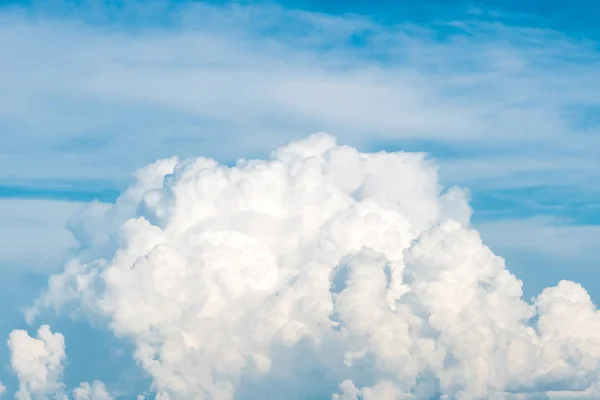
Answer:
0;1;599;196
0;199;84;271
26;135;600;399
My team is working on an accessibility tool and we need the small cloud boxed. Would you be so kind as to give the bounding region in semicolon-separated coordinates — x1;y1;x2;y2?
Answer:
467;7;484;15
8;325;66;400
73;381;113;400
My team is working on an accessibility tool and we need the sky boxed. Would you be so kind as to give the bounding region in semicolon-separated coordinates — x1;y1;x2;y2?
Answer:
0;0;598;399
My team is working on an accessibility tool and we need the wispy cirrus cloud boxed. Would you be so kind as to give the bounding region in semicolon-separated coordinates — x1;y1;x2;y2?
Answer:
0;1;598;197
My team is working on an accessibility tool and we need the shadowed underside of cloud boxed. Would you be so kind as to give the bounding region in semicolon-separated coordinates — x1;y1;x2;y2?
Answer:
19;134;600;400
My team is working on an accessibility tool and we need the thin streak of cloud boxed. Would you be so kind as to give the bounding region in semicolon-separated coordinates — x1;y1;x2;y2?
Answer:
0;1;598;193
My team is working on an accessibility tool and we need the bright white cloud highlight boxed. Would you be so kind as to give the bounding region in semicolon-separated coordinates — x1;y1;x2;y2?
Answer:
29;134;600;399
8;325;66;400
7;325;113;400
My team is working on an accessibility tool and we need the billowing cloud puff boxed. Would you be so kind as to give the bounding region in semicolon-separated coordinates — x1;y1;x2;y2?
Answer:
7;325;113;400
29;134;600;399
8;325;66;400
73;381;113;400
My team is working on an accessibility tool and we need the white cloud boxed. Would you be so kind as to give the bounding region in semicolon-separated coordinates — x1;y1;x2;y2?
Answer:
0;1;599;196
73;381;113;400
8;325;67;400
0;381;5;397
29;134;600;399
1;3;598;311
7;324;114;400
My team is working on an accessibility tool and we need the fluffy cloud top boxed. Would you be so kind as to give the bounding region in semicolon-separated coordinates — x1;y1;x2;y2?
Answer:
7;325;113;400
8;325;66;400
73;381;113;400
28;134;600;399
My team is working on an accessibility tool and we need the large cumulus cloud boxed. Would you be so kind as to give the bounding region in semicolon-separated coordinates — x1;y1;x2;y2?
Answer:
26;134;600;399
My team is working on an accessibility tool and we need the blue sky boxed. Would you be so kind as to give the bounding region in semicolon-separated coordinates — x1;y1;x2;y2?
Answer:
0;0;599;398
